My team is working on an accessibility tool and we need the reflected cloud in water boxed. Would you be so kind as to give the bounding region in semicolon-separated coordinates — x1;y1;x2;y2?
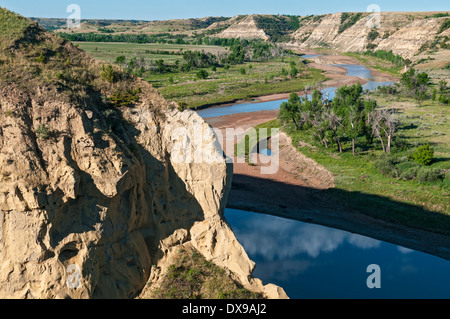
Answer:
225;209;450;299
228;210;381;260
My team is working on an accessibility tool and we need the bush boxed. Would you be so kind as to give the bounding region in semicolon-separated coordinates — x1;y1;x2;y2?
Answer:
443;171;450;189
36;124;50;140
416;167;444;183
374;156;399;177
399;166;420;181
196;69;209;79
108;87;141;107
100;64;116;83
413;144;434;166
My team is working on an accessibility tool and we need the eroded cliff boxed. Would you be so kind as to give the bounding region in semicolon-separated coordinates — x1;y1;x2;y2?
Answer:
0;8;287;299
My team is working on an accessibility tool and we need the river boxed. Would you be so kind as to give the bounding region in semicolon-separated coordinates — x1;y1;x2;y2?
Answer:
196;61;450;299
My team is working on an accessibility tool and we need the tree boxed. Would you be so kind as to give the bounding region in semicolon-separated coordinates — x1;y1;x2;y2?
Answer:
115;55;126;64
370;109;398;153
279;92;301;129
100;64;115;83
414;84;428;106
290;63;298;78
196;69;209;79
331;83;364;155
438;80;447;93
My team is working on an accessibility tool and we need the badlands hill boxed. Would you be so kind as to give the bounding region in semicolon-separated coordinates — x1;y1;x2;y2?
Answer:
0;8;286;299
215;12;450;58
41;11;450;59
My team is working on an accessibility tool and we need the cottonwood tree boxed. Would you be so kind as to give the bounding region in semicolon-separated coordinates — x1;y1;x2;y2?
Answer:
370;109;398;153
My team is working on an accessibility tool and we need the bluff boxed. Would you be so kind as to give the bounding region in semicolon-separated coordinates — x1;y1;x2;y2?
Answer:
214;12;450;59
0;8;287;299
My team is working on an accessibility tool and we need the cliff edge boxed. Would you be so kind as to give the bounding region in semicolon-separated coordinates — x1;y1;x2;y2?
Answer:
0;8;287;299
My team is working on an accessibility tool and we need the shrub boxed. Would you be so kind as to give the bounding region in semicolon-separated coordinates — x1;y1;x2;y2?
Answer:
100;64;116;83
367;29;379;41
399;166;420;181
108;87;141;107
374;156;399;177
36;52;47;63
196;69;209;79
416;167;444;183
36;124;50;140
413;144;434;166
443;171;450;189
115;55;126;64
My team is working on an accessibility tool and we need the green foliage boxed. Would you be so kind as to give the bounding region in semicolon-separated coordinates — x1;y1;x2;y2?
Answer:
115;55;126;64
149;248;263;299
374;155;400;178
289;62;298;78
253;15;297;42
100;64;116;83
196;69;209;79
36;52;47;63
239;67;246;75
35;124;50;140
416;167;444;183
444;172;450;189
339;12;364;34
426;13;449;18
278;83;385;155
438;80;447;93
367;29;380;41
108;87;141;107
413;144;434;166
0;8;33;50
438;18;450;34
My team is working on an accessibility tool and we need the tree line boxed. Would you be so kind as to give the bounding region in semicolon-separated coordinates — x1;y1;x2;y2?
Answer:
279;83;399;156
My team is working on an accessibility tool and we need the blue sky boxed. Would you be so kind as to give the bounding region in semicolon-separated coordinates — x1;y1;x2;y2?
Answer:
1;0;449;20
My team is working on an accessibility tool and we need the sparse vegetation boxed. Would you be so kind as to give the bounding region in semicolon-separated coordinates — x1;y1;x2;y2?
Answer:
147;247;263;299
35;124;50;140
339;12;364;34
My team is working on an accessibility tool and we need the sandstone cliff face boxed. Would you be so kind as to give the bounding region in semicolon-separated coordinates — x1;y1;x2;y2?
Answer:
291;12;450;58
216;15;269;40
213;12;448;59
300;13;343;48
0;9;287;299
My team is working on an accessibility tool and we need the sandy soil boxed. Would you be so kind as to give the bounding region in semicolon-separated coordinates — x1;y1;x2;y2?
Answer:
202;55;450;261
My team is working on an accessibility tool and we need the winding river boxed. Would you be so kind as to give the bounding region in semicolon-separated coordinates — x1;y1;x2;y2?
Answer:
196;61;450;299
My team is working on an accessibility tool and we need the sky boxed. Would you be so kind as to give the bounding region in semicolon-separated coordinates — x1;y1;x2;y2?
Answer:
1;0;449;20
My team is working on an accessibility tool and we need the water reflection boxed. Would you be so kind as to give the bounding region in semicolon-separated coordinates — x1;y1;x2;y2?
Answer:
227;209;381;260
225;208;450;299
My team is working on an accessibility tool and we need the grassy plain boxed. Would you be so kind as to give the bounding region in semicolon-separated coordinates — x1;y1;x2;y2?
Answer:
76;41;327;108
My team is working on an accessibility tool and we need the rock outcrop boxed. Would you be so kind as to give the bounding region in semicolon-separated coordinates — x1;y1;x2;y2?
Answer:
212;12;449;59
216;15;269;41
0;8;287;299
291;12;450;58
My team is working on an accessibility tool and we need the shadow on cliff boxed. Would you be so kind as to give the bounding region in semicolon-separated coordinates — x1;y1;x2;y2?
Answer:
228;173;450;260
38;106;206;299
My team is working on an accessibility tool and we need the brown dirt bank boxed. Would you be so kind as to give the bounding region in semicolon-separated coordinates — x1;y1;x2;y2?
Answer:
204;110;450;262
202;54;450;261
